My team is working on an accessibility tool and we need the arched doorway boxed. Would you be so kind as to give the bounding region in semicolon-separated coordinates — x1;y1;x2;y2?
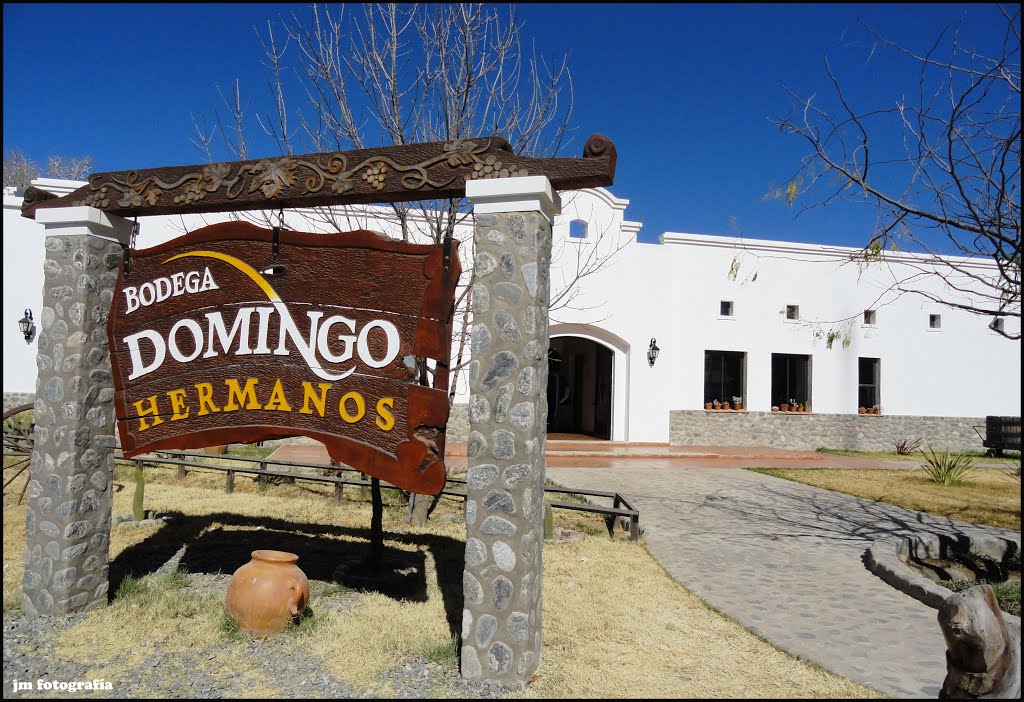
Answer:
547;336;614;439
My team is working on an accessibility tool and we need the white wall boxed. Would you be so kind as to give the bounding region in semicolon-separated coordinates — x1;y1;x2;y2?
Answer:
542;240;670;442
663;233;1021;418
5;179;1019;440
540;188;672;442
3;192;47;396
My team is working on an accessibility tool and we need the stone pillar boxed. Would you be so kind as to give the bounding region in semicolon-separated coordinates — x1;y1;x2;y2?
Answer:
21;206;132;616
460;177;559;686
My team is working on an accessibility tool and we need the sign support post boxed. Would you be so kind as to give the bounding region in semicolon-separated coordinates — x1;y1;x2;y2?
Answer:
21;206;132;616
460;177;559;685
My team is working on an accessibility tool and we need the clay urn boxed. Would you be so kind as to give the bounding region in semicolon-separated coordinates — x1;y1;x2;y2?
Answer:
226;550;310;637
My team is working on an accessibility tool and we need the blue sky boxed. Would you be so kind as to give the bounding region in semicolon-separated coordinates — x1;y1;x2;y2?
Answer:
2;3;1009;245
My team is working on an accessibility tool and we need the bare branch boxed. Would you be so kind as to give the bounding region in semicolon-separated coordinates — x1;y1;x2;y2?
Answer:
194;3;616;396
771;6;1021;330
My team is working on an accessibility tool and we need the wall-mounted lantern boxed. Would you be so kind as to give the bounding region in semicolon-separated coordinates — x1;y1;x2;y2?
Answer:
18;309;36;344
647;338;660;367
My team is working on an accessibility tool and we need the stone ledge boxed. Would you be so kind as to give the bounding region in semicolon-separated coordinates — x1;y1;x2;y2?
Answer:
670;410;987;452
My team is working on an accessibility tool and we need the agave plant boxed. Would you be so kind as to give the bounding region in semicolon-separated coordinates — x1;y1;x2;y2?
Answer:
895;437;923;455
920;445;976;486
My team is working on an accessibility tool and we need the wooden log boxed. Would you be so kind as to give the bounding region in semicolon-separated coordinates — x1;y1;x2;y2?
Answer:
22;134;616;220
937;584;1021;699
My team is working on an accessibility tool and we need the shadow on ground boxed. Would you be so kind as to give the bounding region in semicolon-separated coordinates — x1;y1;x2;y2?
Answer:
107;512;465;639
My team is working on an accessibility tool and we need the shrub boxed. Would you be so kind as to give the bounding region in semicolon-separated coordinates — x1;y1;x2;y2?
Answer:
424;637;459;666
920;446;976;486
114;573;147;601
895;437;923;455
940;581;1021;617
219;604;243;641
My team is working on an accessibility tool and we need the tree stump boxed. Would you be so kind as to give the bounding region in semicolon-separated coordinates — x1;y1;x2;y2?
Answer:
937;585;1020;699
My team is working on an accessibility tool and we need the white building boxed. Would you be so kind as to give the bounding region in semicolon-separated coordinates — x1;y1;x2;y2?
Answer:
4;179;1019;451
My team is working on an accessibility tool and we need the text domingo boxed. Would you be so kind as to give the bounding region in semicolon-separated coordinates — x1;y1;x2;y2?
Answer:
132;378;396;433
122;305;401;383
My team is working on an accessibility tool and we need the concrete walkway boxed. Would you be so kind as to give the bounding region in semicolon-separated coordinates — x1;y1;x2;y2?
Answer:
546;463;1020;699
268;441;928;472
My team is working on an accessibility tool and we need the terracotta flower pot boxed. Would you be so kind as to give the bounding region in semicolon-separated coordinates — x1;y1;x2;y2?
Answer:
705;403;713;411
226;550;310;638
780;404;789;412
858;407;866;414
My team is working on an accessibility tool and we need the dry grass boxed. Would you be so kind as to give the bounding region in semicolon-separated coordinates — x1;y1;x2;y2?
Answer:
816;448;1012;465
753;467;1021;530
2;462;879;698
521;538;875;699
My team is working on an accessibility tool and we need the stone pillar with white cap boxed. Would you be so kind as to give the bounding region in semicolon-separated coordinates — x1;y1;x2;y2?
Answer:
459;176;559;686
21;206;132;616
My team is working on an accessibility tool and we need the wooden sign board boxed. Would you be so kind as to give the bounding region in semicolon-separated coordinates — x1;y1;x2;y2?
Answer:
108;221;459;494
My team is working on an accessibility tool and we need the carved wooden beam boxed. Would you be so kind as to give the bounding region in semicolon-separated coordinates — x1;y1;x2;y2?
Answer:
22;134;616;220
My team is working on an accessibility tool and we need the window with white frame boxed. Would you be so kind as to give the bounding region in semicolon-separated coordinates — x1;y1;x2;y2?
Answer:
928;314;942;330
991;317;1005;334
863;309;876;325
720;300;734;317
785;304;800;321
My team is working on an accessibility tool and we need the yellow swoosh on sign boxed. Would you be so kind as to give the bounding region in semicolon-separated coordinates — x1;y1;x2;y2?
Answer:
163;250;280;302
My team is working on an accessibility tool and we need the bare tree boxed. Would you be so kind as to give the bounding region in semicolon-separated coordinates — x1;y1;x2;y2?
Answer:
772;4;1020;339
190;3;635;523
190;2;634;382
4;150;96;193
46;154;94;181
3;148;39;193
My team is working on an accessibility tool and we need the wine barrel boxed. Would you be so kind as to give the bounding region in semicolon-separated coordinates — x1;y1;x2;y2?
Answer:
984;416;1021;455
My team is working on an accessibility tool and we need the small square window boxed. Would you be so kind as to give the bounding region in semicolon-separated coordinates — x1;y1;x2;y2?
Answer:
569;219;588;239
863;309;876;325
991;317;1005;333
785;305;800;321
720;301;734;317
928;314;942;329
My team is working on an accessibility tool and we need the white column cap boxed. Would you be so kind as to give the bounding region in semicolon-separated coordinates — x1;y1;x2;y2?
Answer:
36;206;135;244
465;175;561;220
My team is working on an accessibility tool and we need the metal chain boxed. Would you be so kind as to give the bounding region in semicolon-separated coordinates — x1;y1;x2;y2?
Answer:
123;217;140;276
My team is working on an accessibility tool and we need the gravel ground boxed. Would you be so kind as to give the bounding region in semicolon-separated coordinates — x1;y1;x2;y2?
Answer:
4;551;508;701
3;607;508;699
3;529;591;699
